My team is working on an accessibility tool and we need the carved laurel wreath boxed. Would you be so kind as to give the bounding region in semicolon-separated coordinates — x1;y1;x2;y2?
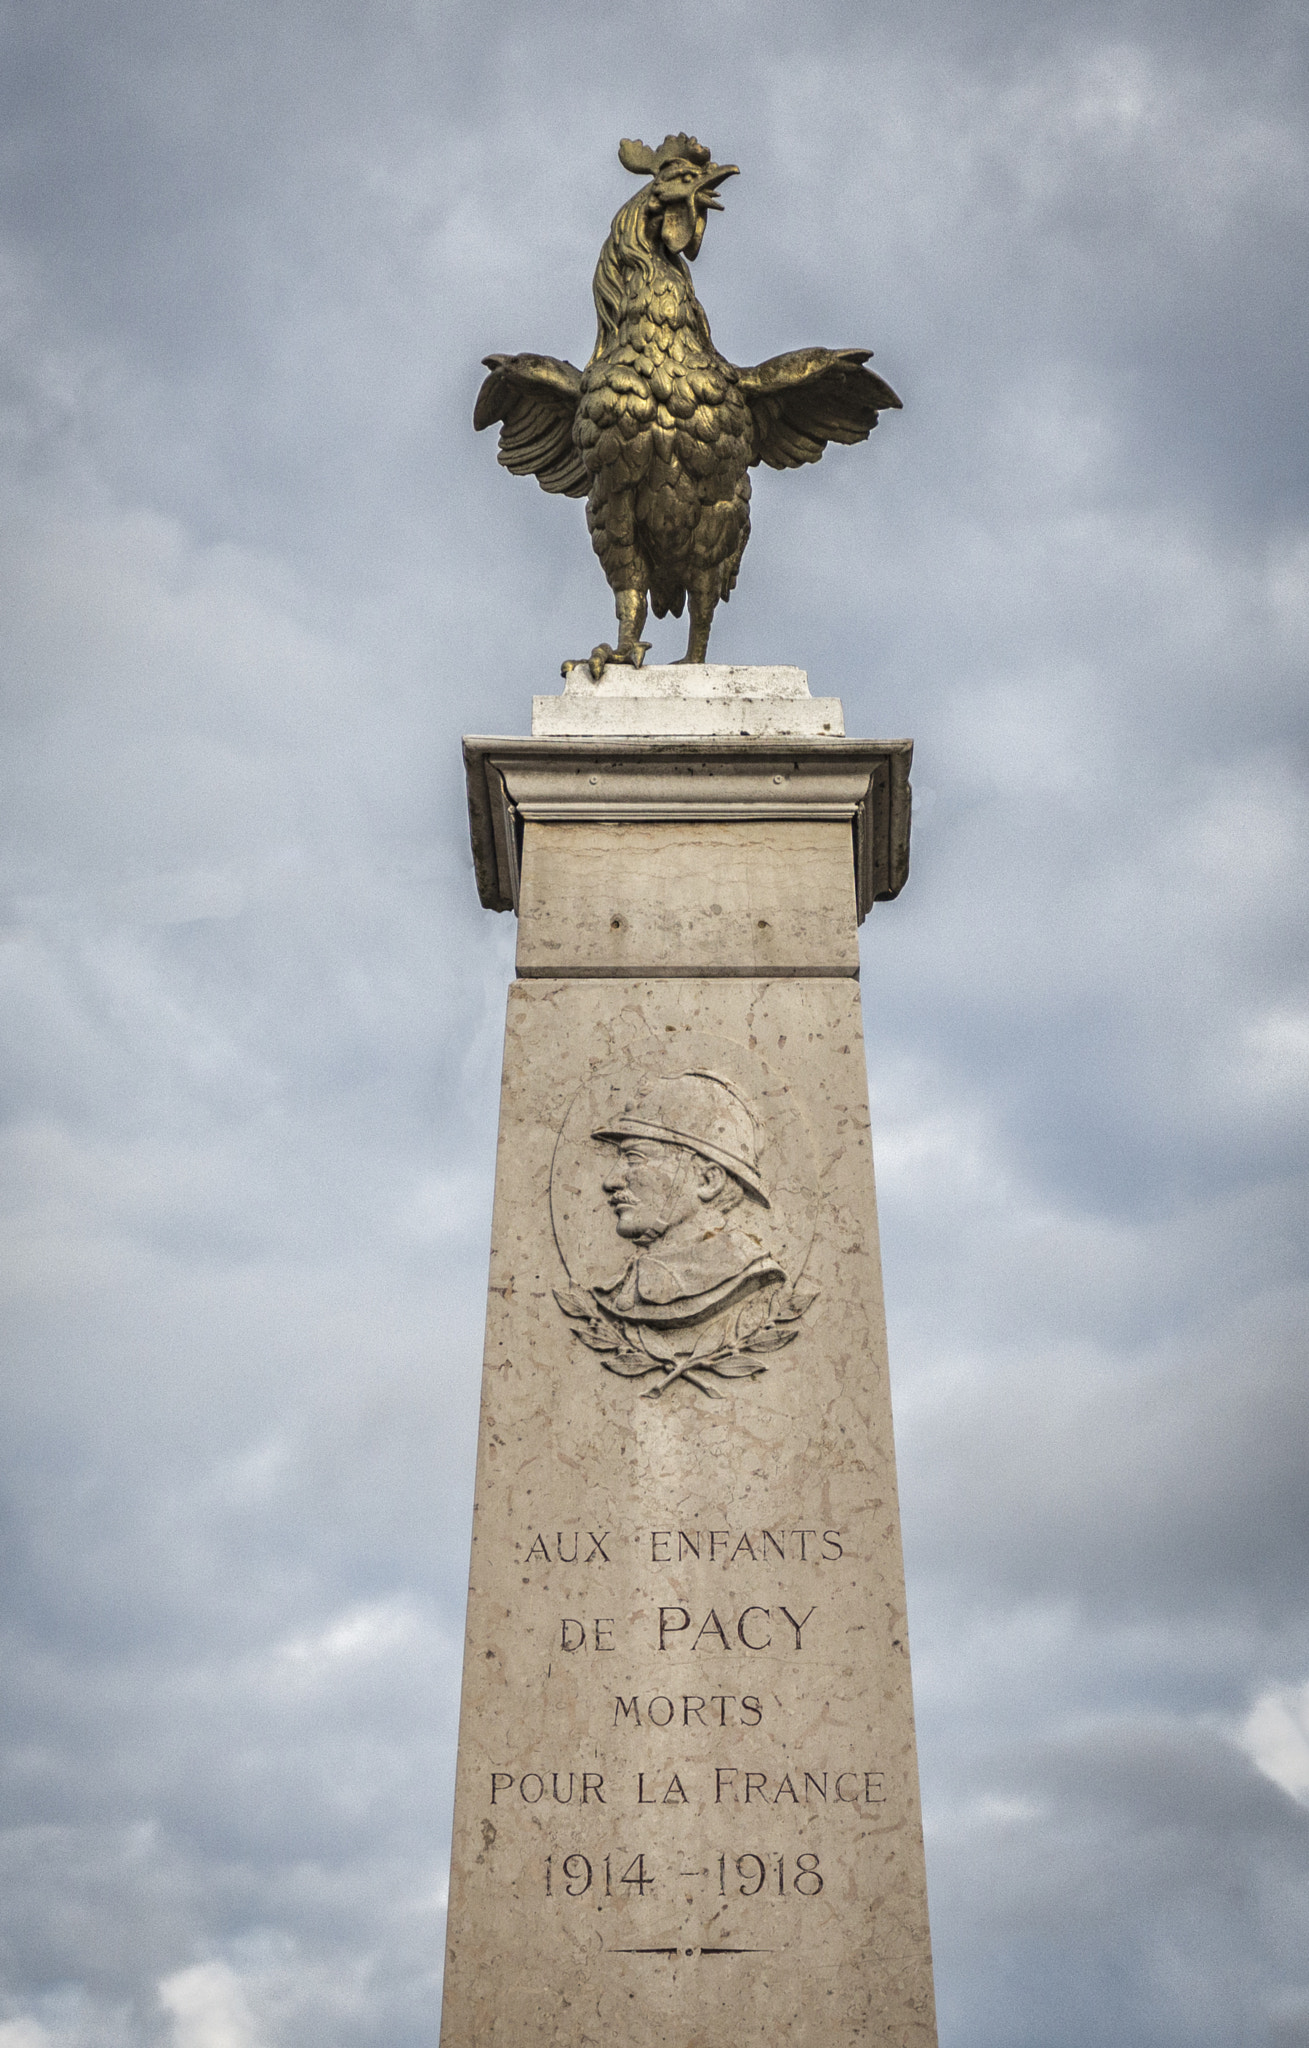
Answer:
553;1279;820;1399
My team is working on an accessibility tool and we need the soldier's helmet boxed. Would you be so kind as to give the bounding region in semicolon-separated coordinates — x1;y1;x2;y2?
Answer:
592;1070;769;1207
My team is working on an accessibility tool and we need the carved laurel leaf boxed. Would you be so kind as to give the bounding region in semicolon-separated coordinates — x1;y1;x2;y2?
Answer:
690;1314;734;1360
571;1322;622;1354
774;1284;820;1322
712;1353;768;1377
733;1290;774;1342
553;1285;597;1320
636;1324;679;1363
741;1325;799;1354
603;1351;660;1378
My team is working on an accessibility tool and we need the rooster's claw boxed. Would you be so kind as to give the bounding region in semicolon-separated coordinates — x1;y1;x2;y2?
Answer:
559;650;611;680
558;642;653;683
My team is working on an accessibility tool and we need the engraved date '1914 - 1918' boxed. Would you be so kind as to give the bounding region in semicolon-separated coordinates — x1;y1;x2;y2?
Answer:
554;1069;818;1397
545;1850;825;1900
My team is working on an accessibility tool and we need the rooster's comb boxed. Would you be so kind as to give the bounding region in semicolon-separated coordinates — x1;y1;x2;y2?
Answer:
618;133;713;176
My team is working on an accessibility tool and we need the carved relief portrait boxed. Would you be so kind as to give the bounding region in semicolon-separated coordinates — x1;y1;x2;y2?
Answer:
550;1044;818;1398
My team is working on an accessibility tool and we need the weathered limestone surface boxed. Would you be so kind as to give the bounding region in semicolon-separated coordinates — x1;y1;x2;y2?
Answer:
462;736;913;928
558;663;814;699
442;671;935;2047
534;664;844;738
516;819;859;978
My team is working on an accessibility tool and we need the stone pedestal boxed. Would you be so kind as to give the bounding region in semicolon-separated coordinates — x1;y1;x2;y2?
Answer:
441;667;936;2047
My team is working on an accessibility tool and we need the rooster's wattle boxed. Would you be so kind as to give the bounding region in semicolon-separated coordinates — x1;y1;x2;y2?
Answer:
474;132;901;677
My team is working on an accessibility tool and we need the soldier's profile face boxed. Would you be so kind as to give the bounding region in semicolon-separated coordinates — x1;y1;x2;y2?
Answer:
600;1138;697;1241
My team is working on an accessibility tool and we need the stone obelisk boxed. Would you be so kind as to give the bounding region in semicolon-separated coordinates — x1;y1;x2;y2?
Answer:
441;663;936;2046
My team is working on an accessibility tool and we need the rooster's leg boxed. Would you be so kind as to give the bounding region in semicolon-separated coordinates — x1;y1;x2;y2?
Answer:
562;589;652;683
609;588;651;670
675;575;718;666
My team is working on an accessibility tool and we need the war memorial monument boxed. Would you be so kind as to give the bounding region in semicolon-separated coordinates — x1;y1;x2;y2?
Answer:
441;135;937;2045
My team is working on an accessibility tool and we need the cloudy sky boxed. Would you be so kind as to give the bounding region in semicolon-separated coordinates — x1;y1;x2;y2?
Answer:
2;0;1307;2042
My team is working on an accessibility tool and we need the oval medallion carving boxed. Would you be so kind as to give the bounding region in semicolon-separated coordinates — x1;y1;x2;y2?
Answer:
550;1035;819;1398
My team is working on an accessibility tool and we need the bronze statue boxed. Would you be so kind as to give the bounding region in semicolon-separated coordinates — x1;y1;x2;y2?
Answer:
474;134;901;678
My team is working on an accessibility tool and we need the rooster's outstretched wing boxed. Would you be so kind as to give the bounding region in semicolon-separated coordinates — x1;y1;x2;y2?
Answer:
473;354;587;497
738;348;901;471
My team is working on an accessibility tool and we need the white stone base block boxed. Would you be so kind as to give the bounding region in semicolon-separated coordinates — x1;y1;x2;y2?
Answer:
533;663;845;737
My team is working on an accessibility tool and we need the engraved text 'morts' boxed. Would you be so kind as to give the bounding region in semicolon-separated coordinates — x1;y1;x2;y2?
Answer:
614;1693;763;1728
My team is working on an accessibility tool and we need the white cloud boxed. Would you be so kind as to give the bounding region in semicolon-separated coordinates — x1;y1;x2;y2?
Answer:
1241;1683;1309;1805
157;1966;262;2048
1238;1010;1309;1106
270;1598;426;1689
0;2022;54;2048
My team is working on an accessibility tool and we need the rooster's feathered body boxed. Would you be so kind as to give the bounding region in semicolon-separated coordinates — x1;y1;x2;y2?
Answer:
474;134;900;675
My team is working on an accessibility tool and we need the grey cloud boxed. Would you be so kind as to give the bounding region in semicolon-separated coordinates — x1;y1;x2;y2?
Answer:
927;1719;1309;2047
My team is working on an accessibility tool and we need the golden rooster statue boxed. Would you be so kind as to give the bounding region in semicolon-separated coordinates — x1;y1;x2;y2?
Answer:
474;133;901;678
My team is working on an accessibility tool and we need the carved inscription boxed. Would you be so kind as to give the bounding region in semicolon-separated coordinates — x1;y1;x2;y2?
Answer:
560;1618;616;1651
492;1771;607;1804
488;1513;886;1913
651;1528;842;1562
542;1851;827;1900
614;1695;763;1727
715;1769;885;1806
527;1531;612;1563
521;1526;844;1565
552;1069;818;1396
488;1768;886;1807
657;1605;816;1650
549;1608;821;1653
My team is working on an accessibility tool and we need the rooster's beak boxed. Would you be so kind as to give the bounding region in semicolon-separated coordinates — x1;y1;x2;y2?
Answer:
659;162;740;258
697;164;739;211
